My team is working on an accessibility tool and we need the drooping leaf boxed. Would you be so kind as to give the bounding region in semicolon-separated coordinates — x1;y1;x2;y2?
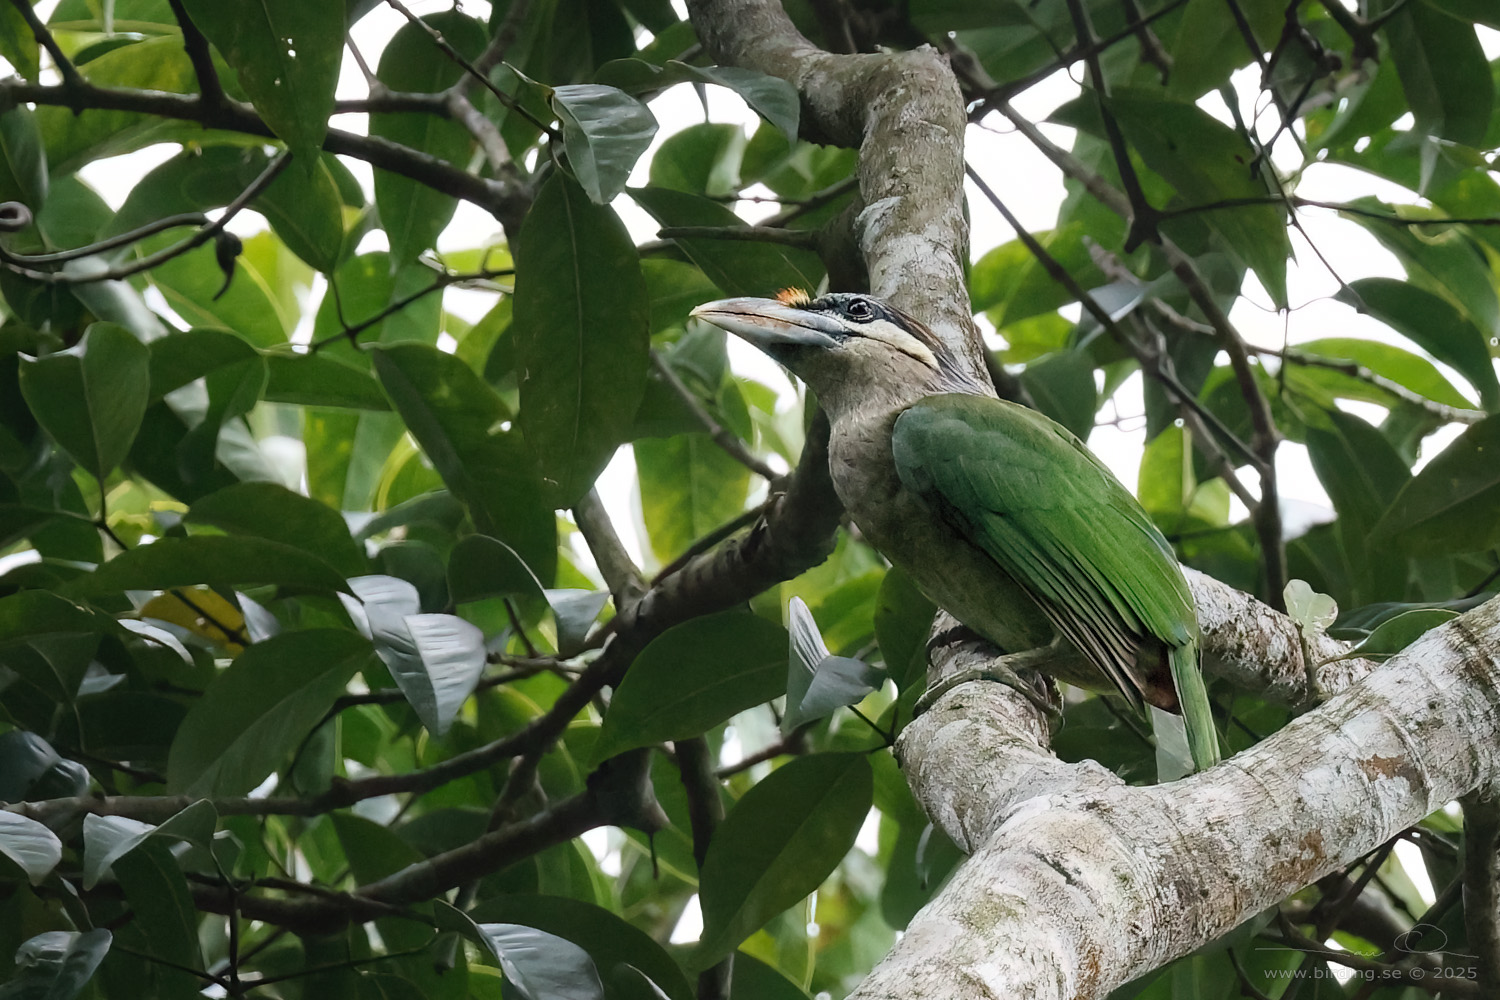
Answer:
1373;413;1500;555
0;107;48;211
371;11;485;264
512;173;649;507
341;575;485;738
177;0;343;163
257;154;346;272
691;752;873;967
64;536;349;599
1382;0;1493;148
371;342;556;584
1324;608;1460;664
551;84;658;204
0;930;111;1000
19;323;149;482
187;481;367;578
166;629;372;796
634;432;750;563
630;186;824;297
448;534;548;605
0;812;62;885
473;923;605;1000
781;597;883;734
873;567;936;692
81;800;217;889
0;5;39;82
592;611;787;763
595;60;798;142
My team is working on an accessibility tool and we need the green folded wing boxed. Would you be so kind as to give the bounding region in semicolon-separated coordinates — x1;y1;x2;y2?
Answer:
892;394;1217;767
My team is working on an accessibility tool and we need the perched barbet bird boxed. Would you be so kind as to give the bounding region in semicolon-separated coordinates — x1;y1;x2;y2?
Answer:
690;290;1221;772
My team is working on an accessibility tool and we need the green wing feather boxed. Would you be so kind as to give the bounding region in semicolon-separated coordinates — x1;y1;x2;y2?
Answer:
892;394;1220;770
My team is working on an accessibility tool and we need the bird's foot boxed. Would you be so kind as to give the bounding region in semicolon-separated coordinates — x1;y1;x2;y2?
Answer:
914;646;1062;721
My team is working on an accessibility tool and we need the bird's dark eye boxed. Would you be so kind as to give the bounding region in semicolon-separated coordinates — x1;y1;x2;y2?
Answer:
846;298;874;322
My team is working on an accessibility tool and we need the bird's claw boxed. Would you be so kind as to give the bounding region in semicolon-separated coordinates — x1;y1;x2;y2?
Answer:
914;662;1061;723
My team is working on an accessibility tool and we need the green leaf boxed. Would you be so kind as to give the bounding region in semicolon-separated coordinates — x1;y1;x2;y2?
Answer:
630;186;824;297
148;238;290;347
1018;350;1097;441
64;535;349;599
466;895;693;1000
781;597;883;734
1293;337;1474;409
0;812;62;885
1284;579;1338;634
1382;0;1493;147
1305;409;1411;602
634;433;750;563
0;107;48;211
468;923;605;1000
592;611;787;763
341;575;485;738
512;173;649;507
166;629;371;795
649;122;746;198
371;11;485;265
596;60;799;142
19;322;149;482
971;223;1103;327
691;752;872;967
873;567;935;692
1326;608;1460;664
1339;278;1500;410
0;930;111;1000
177;0;343;163
371;342;557;584
1167;0;1280;99
0;591;126;645
1373;413;1500;555
257;154;346;272
187;482;367;578
448;534;547;605
0;4;39;82
727;951;812;1000
263;354;391;410
551;84;658;204
111;841;204;1000
81;800;217;889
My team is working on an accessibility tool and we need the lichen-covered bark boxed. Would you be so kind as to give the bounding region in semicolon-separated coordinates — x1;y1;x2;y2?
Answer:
853;596;1500;999
685;0;983;379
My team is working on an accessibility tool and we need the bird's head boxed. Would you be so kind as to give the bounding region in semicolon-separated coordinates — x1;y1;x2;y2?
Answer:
690;290;981;411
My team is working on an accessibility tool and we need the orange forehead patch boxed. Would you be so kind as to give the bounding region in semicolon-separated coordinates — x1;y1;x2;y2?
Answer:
775;287;812;307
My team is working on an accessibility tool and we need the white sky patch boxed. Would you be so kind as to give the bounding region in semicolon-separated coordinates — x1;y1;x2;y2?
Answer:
1393;838;1436;906
670;893;704;944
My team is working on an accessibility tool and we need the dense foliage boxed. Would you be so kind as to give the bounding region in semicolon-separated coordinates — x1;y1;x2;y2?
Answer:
0;0;1498;997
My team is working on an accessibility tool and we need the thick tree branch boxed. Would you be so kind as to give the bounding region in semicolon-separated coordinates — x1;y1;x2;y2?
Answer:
849;596;1500;999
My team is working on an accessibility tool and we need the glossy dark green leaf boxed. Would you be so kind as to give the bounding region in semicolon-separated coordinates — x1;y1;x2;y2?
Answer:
166;629;371;795
0;5;38;82
465;896;693;1000
0;592;124;647
110;841;203;1000
341;575;485;738
1373;413;1500;555
0;813;62;884
64;535;349;599
1293;337;1474;409
448;534;547;605
0;107;47;211
1328;608;1460;664
634;432;750;562
648;122;745;198
178;0;342;163
726;951;811;999
873;566;935;692
371;11;485;264
147;237;290;347
592;611;787;763
81;800;217;889
1382;0;1493;147
971;223;1102;328
19;323;149;482
257;154;346;272
371;342;557;583
0;930;111;999
146;328;256;399
1306;409;1410;603
187;481;367;577
107;146;272;237
782;597;883;734
468;923;604;1000
36;36;201;172
1167;0;1280;99
1018;350;1097;441
692;752;873;967
552;84;658;204
263;354;391;409
598;59;799;142
630;186;824;297
512;173;649;507
1058;92;1290;308
1340;277;1499;409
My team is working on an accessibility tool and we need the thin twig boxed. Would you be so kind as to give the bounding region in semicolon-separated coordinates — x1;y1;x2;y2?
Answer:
650;350;779;480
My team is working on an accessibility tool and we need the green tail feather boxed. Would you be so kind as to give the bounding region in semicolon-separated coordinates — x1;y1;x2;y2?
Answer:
1171;642;1221;772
